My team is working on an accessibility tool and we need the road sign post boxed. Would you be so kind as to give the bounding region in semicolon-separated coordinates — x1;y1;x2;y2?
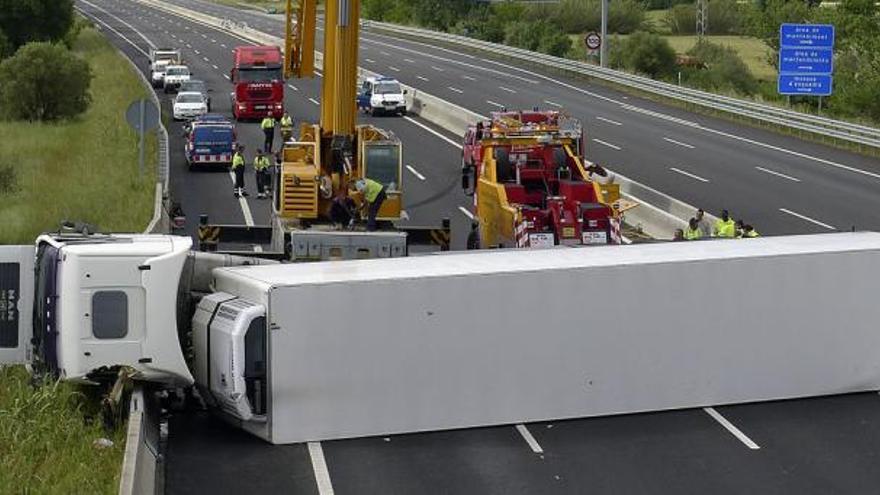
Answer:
584;31;601;60
777;24;835;108
125;98;160;180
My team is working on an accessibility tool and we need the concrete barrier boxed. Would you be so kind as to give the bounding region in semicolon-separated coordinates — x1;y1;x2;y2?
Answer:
118;386;161;495
138;0;712;239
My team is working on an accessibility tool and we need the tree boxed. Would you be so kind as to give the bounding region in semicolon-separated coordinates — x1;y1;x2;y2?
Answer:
0;29;10;59
0;0;75;49
684;41;758;95
618;32;677;79
0;42;91;121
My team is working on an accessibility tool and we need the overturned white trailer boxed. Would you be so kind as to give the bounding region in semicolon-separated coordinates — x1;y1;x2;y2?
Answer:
192;232;880;444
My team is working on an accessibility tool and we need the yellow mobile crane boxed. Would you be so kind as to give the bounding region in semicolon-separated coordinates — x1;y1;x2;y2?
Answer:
200;0;447;260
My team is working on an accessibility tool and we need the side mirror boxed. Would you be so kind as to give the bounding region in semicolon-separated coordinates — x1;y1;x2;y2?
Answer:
461;163;473;195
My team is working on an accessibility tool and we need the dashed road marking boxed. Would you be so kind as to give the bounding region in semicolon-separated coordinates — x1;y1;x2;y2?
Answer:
308;442;335;495
544;100;562;108
593;139;621;151
596;116;622;126
308;97;320;105
670;167;709;182
416;75;429;81
406;165;426;181
779;208;836;230
499;86;517;93
288;84;299;91
663;137;696;149
404;117;462;148
486;100;505;109
447;86;464;94
388;66;400;72
755;166;801;182
704;407;760;450
458;206;475;220
515;424;544;454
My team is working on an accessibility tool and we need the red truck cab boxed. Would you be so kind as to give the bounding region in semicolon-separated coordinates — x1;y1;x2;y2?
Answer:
230;45;284;120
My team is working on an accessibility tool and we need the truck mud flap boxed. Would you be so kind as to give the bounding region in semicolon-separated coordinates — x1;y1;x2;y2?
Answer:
399;218;451;252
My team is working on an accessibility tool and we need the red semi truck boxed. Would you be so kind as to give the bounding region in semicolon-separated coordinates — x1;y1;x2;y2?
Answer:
230;45;284;120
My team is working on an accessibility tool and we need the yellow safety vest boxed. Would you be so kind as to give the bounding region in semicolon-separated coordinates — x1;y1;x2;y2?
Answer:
261;117;275;130
684;227;702;240
254;155;270;170
280;115;293;129
714;218;736;238
232;153;244;169
363;178;384;203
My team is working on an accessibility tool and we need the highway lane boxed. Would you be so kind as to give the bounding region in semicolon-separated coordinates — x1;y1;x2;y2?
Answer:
83;0;475;249
81;2;880;493
157;0;880;235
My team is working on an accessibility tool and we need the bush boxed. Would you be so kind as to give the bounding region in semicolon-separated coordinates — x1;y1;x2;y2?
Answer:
0;162;17;194
664;0;742;35
664;4;696;35
644;0;695;9
0;0;74;49
683;41;759;95
0;42;92;121
532;0;646;35
504;20;573;57
616;31;677;78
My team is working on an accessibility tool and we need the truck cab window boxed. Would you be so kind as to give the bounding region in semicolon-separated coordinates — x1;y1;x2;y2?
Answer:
92;291;128;339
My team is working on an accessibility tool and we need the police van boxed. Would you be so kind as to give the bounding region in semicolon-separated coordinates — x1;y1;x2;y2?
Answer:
357;76;407;116
184;114;237;170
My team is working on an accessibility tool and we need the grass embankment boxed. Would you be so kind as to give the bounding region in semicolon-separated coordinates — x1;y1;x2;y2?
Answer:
0;24;154;494
0;26;156;244
0;366;126;494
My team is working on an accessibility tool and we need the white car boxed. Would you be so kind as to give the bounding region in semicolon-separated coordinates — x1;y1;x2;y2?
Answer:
173;92;209;120
163;65;191;93
150;59;171;88
357;76;407;116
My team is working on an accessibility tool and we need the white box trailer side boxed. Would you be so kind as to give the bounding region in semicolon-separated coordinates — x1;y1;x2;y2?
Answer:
208;233;880;444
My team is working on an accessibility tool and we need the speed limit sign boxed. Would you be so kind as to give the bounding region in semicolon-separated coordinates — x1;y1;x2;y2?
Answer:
584;32;601;50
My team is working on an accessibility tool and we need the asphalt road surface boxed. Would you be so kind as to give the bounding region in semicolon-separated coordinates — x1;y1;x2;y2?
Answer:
78;1;880;493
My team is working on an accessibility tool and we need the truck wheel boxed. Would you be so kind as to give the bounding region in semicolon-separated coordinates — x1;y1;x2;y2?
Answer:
399;108;407;116
371;107;379;117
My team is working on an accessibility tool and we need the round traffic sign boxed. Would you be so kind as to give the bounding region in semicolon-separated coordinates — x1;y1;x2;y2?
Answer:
584;32;601;50
125;98;160;133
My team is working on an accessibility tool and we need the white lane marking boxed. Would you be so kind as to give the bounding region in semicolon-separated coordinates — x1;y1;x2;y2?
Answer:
406;165;426;181
186;43;192;48
201;33;208;39
388;65;400;72
380;50;390;56
403;58;415;63
221;43;227;48
365;58;375;63
404;117;462;149
79;0;157;49
211;38;217;43
400;210;410;220
223;74;230;80
458;206;475;220
212;64;219;69
515;424;544;454
544;100;562;108
596;116;622;126
447;86;464;94
288;84;299;91
593;139;621;151
194;49;200;55
416;75;429;81
203;56;210;62
499;86;517;94
670;167;709;183
227;171;255;226
779;208;836;230
74;7;149;57
704;407;760;450
486;100;505;109
663;137;696;149
462;75;476;81
308;442;335;495
755;166;801;182
431;65;445;72
308;97;320;105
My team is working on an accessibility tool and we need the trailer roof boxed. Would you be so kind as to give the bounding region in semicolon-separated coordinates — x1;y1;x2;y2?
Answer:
220;232;880;287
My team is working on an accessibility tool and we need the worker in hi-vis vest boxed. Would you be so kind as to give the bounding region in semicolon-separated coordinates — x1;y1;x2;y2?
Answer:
232;145;247;198
279;112;294;143
261;115;275;152
254;149;271;199
355;178;387;232
684;217;702;240
714;209;736;238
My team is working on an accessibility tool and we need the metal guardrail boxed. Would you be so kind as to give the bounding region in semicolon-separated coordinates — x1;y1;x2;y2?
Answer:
362;21;880;150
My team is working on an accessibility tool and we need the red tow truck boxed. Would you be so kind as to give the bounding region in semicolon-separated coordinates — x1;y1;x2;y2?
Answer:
230;45;284;120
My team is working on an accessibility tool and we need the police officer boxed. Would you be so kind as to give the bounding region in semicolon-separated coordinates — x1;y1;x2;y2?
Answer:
254;149;271;199
232;145;247;198
714;209;736;238
261;114;276;152
355;178;386;232
279;111;294;143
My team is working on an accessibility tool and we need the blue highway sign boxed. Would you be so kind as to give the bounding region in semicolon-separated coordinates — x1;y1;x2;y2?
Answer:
780;24;835;48
779;47;833;74
778;74;832;96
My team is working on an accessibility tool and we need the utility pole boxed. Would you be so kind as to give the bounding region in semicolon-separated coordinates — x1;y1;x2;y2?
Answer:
696;0;708;40
600;0;608;68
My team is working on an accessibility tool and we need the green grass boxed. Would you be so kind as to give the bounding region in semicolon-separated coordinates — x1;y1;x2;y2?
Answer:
0;26;157;244
0;366;126;494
